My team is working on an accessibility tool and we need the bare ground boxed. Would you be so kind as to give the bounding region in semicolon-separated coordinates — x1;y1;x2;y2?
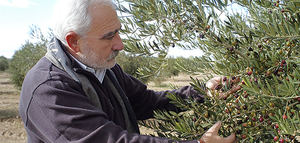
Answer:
0;72;26;143
0;72;200;142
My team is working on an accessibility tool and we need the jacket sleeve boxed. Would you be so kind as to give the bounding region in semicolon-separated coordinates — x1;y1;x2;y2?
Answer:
25;78;198;143
111;65;204;120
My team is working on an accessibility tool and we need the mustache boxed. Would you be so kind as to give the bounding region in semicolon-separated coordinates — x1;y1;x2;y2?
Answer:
108;51;119;60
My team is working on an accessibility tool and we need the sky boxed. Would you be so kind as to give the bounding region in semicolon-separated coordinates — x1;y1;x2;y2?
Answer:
0;0;59;58
1;0;251;59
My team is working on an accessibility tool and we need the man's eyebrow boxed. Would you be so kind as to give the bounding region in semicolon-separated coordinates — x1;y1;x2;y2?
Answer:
101;26;122;39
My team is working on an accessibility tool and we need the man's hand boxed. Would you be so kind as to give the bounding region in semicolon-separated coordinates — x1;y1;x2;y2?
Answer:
199;121;236;143
206;76;225;90
206;76;241;98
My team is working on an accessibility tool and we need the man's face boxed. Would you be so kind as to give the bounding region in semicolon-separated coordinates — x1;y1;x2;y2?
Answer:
77;3;123;69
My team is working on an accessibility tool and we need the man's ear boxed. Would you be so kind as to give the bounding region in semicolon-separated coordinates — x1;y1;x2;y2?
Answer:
65;31;80;53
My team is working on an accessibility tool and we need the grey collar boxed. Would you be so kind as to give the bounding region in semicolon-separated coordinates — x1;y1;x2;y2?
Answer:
45;38;102;108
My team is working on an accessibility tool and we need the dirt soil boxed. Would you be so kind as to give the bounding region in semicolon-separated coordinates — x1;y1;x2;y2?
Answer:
0;72;200;142
0;72;26;143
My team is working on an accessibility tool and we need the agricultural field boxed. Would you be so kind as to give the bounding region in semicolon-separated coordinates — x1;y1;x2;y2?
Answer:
0;71;204;142
0;72;26;143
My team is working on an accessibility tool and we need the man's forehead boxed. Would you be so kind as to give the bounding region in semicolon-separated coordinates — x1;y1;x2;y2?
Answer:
88;3;121;34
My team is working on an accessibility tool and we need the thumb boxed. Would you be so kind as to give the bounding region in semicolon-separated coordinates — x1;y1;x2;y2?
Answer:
222;133;236;143
207;121;222;134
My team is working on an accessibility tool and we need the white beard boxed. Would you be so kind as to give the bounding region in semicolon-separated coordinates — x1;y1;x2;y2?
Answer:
78;47;119;70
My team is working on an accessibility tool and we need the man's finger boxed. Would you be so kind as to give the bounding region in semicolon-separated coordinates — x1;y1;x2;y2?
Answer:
207;121;222;134
220;85;241;98
206;76;222;89
222;133;236;143
229;85;241;94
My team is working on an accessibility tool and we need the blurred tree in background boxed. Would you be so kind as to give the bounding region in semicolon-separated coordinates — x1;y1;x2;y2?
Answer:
117;51;153;83
9;26;48;88
117;51;181;84
116;0;300;142
0;56;9;71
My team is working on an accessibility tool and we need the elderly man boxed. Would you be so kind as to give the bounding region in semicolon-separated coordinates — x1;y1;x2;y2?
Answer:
19;0;236;143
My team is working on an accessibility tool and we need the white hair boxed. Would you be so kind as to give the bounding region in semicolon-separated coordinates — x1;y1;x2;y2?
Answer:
52;0;115;46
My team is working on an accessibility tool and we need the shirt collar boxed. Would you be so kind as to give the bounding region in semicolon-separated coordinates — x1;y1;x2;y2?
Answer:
69;54;106;83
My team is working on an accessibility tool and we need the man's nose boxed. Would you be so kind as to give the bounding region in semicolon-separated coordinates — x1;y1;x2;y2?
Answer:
112;33;124;51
